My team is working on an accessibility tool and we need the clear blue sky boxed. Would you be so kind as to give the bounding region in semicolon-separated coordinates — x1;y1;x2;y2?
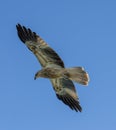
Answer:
0;0;116;130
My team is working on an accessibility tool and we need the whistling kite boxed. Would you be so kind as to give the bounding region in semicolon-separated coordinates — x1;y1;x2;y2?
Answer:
16;24;89;112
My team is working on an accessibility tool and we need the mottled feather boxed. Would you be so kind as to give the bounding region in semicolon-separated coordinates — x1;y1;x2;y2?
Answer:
16;24;88;112
16;24;64;68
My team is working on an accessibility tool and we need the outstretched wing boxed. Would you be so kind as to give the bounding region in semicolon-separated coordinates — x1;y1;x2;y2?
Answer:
51;78;82;112
16;24;64;68
16;24;82;112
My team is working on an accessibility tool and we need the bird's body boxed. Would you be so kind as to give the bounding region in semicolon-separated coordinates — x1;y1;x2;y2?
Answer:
16;24;90;112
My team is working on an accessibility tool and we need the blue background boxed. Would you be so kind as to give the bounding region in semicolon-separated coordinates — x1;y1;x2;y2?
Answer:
0;0;116;129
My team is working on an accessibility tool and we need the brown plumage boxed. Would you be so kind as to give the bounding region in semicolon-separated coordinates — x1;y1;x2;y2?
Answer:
16;24;90;112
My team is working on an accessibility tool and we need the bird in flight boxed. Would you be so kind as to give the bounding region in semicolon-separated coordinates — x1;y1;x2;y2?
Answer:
16;24;90;112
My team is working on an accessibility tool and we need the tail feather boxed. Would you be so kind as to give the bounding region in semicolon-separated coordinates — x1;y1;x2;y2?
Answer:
63;67;90;85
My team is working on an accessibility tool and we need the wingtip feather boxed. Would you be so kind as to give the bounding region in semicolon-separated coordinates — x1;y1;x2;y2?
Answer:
56;94;82;112
16;23;37;43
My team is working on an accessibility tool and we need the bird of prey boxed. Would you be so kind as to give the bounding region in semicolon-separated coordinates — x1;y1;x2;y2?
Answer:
16;24;90;112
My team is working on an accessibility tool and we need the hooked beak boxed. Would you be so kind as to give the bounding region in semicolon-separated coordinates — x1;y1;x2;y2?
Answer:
34;72;39;80
34;76;37;80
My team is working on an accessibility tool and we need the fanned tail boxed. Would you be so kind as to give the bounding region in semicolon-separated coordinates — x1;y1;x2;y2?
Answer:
64;67;90;85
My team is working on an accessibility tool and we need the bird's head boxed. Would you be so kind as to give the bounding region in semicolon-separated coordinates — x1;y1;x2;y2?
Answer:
34;70;43;80
34;69;48;80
